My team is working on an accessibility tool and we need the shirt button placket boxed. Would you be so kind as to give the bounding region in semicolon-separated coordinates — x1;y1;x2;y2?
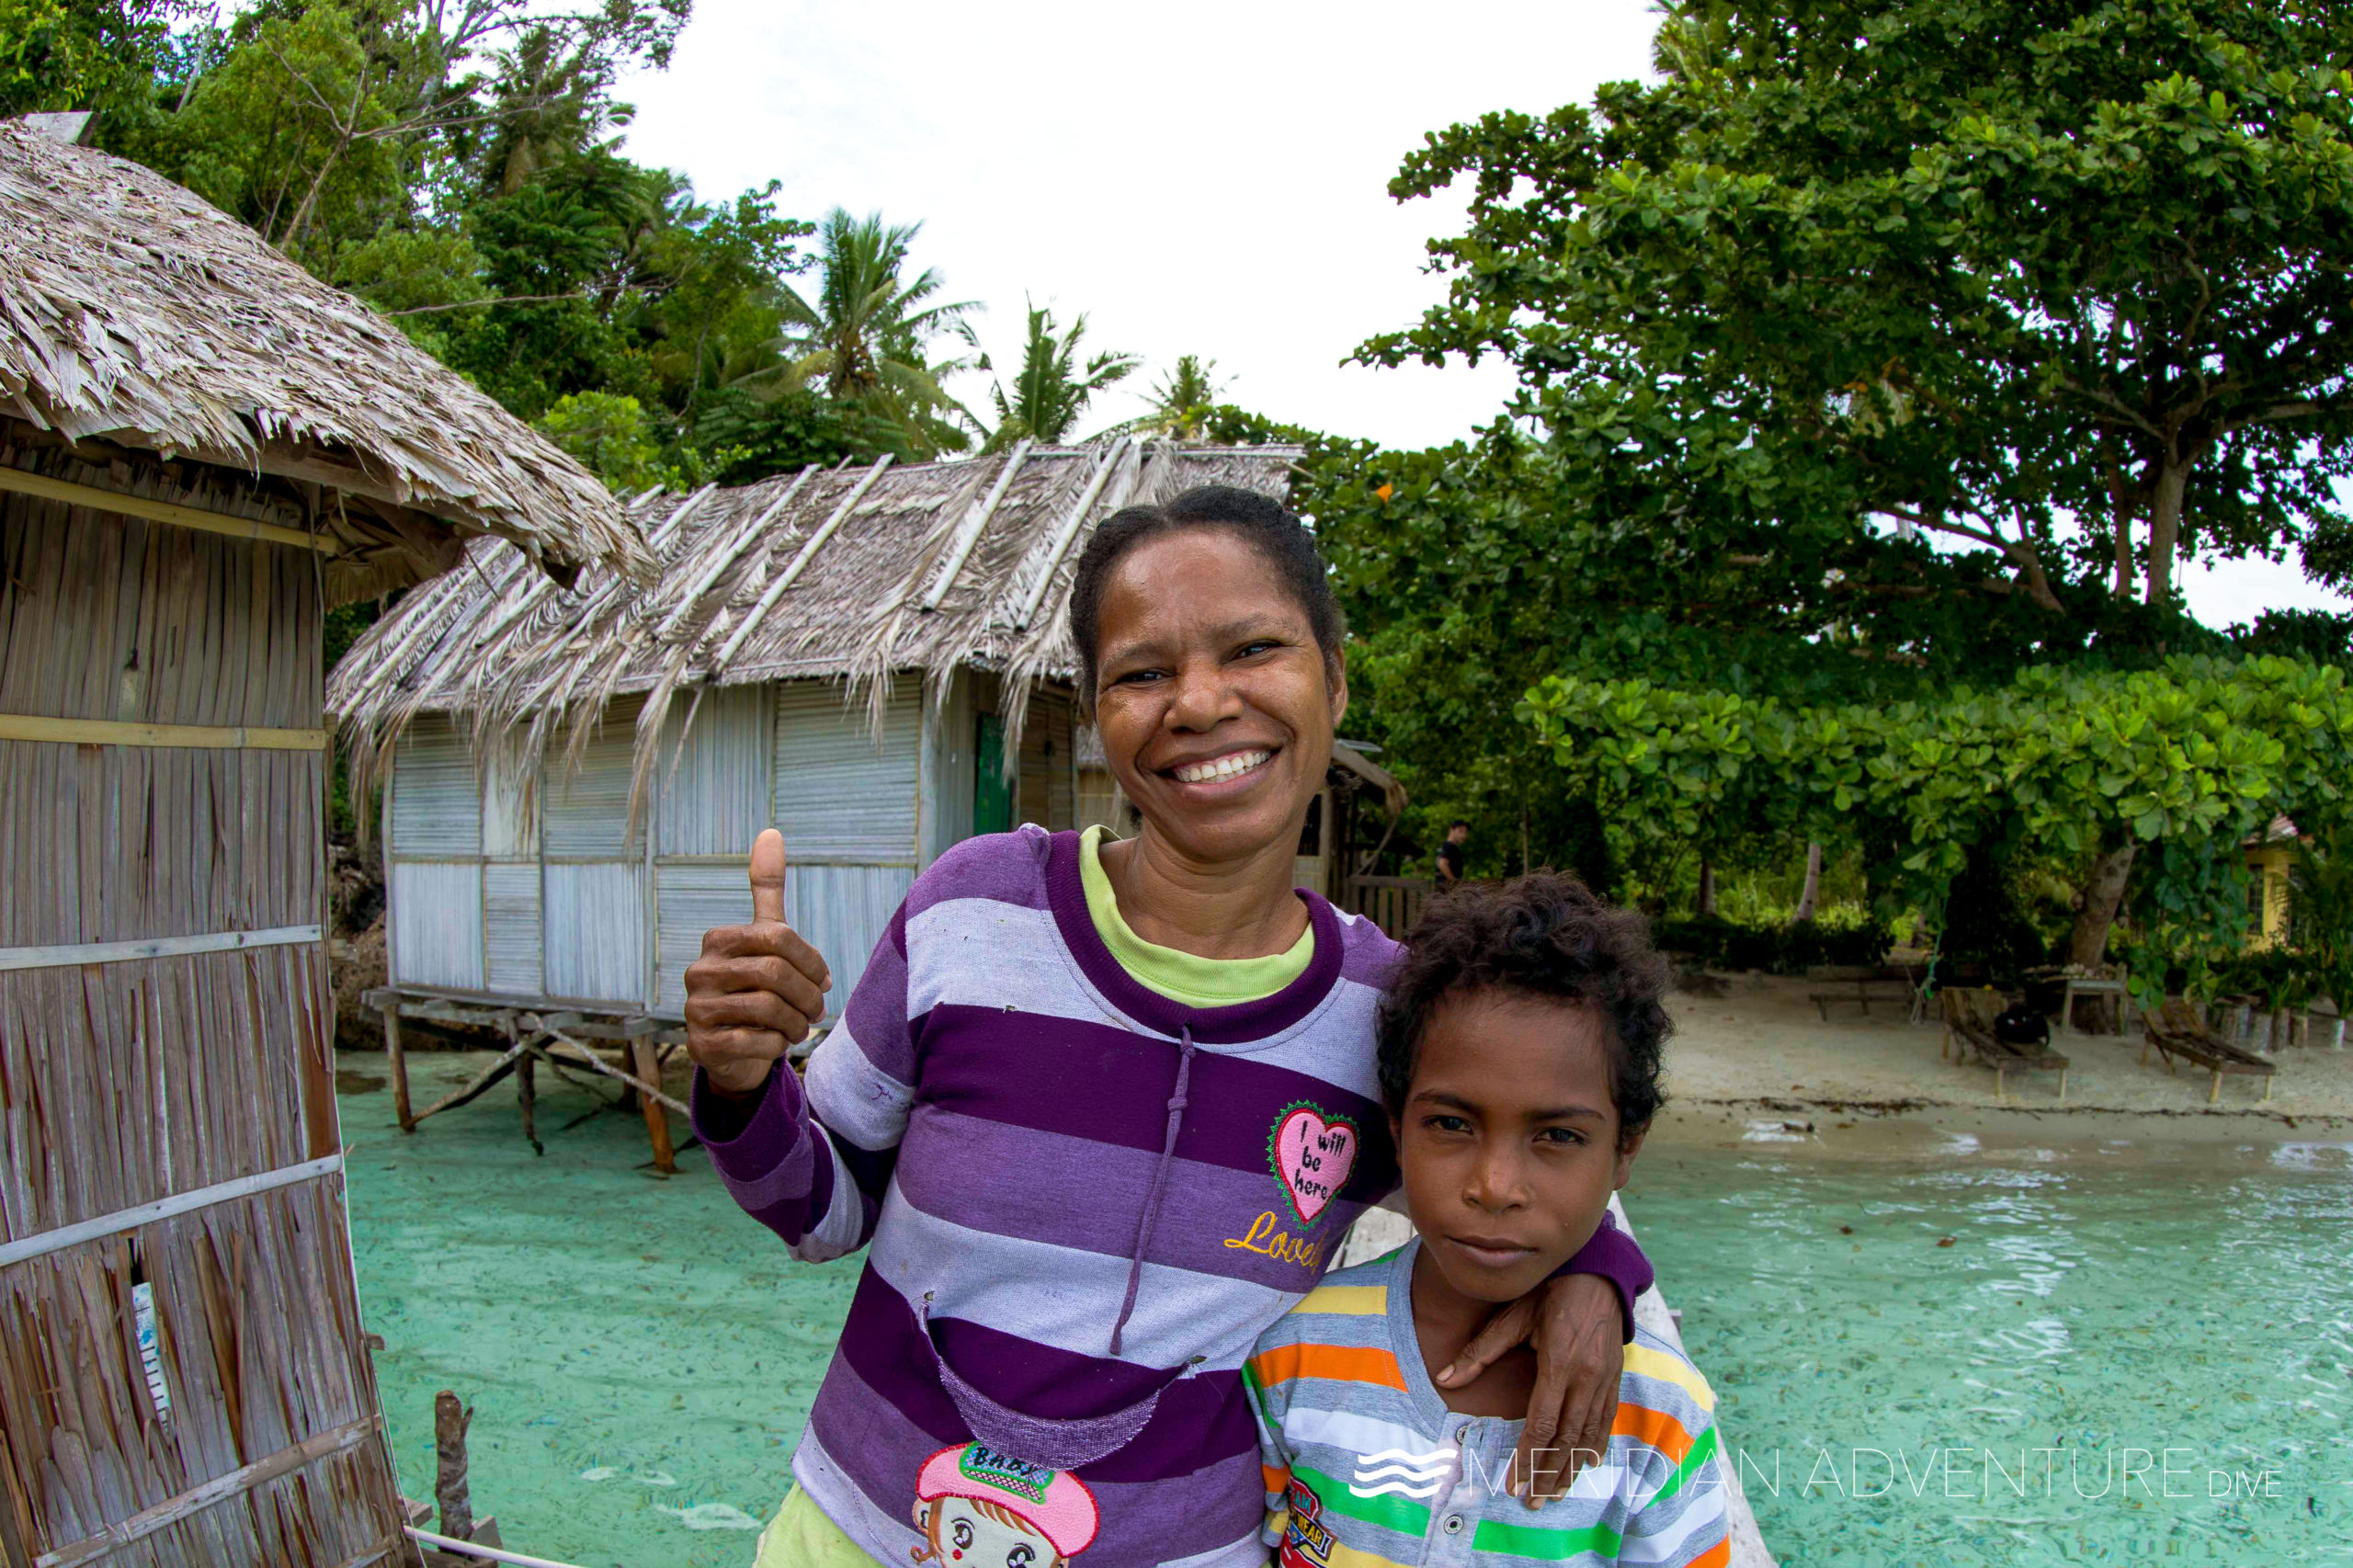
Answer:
1429;1424;1476;1566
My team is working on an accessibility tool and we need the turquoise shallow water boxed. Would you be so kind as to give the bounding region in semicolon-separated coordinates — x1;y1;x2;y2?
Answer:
339;1062;2352;1567
1629;1118;2353;1567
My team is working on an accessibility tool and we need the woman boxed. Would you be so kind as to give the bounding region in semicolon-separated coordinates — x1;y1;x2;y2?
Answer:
685;486;1651;1567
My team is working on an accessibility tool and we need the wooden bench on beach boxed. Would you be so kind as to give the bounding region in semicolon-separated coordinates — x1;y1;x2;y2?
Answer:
1940;986;2069;1099
2143;996;2276;1105
1808;964;1925;1022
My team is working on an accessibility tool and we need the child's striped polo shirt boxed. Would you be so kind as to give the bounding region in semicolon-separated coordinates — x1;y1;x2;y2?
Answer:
1246;1241;1730;1568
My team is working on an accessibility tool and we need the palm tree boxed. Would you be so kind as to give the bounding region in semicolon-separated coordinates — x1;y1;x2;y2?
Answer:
1129;354;1226;439
745;209;981;457
983;301;1139;452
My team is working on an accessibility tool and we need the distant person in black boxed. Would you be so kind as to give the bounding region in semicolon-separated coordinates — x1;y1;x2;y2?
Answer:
1436;819;1469;888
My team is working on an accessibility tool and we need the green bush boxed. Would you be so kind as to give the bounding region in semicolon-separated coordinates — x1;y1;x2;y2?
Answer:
1651;915;1894;974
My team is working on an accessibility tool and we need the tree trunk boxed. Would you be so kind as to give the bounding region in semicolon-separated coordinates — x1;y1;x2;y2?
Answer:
2107;460;2135;597
2069;842;2138;969
1791;842;1823;923
1697;861;1717;918
2146;457;2191;606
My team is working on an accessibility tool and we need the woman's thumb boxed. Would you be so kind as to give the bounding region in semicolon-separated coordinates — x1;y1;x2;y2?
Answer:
748;829;788;924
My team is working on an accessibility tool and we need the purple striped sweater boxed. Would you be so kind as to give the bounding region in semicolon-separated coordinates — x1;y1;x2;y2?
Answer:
691;826;1652;1567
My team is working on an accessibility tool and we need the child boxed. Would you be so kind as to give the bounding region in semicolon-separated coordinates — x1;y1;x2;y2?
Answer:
1245;875;1730;1568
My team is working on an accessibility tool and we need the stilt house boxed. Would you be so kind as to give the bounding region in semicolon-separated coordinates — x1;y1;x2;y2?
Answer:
331;437;1358;1031
0;117;642;1566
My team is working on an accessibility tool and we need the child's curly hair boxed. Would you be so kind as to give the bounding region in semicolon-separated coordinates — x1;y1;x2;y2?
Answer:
1376;873;1672;1146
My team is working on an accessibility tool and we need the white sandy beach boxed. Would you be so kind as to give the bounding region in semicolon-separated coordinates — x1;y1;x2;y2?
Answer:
1657;974;2351;1128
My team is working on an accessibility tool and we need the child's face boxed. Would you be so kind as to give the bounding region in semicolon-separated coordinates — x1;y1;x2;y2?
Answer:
1089;528;1343;869
922;1496;1054;1568
1389;991;1643;1305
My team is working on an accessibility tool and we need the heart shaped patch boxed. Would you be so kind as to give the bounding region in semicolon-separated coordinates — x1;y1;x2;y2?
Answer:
1268;1102;1358;1227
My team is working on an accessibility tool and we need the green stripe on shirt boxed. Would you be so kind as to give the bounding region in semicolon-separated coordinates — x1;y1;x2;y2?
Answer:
1657;1422;1721;1503
1290;1462;1432;1539
1472;1515;1627;1561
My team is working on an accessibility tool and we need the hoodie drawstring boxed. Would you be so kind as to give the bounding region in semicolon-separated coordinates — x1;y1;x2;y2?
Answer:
1109;1026;1194;1358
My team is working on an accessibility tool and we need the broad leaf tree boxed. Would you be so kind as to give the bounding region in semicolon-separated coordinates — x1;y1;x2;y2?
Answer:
1370;0;2353;615
1339;0;2353;949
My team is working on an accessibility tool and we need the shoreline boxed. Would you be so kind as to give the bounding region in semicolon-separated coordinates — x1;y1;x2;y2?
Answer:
1656;975;2353;1136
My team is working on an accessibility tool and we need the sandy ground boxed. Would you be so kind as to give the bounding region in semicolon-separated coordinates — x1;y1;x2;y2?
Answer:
1660;972;2353;1130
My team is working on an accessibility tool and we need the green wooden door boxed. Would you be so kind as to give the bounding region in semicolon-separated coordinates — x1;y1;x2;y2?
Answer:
975;713;1013;835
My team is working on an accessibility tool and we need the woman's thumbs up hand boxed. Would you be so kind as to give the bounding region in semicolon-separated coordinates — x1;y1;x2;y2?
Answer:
684;829;834;1096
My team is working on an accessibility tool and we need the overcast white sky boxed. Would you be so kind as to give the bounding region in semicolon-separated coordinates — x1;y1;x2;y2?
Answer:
614;0;2345;631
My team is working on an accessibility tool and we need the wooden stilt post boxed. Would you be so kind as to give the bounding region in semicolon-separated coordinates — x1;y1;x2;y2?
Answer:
517;1051;540;1156
382;1001;415;1133
433;1391;473;1544
632;1037;676;1175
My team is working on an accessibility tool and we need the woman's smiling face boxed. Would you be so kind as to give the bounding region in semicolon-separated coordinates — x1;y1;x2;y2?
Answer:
1090;528;1344;867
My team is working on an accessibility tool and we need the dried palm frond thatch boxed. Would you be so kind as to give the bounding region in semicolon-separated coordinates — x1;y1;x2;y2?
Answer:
330;438;1302;832
0;119;647;598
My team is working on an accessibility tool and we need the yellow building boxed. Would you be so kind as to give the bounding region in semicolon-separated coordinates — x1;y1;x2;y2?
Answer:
2245;816;2302;950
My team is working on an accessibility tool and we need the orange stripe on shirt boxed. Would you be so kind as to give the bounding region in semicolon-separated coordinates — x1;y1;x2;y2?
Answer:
1262;1463;1291;1497
1247;1341;1409;1392
1688;1536;1733;1568
1612;1399;1697;1463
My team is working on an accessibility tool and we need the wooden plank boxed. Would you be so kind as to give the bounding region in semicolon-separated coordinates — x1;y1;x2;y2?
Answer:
406;1042;529;1126
0;466;334;555
0;925;320;974
529;1037;686;1114
31;1415;381;1568
381;1005;415;1132
0;1154;343;1267
0;715;326;751
631;1038;677;1173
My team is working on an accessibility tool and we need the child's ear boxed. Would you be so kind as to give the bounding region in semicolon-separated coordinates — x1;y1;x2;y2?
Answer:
1611;1127;1648;1190
1387;1112;1403;1148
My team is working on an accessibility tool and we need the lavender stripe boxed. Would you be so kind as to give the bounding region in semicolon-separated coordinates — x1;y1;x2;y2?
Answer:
831;1265;1260;1477
866;1188;1293;1369
1041;828;1348;1043
915;1004;1396;1186
904;825;1054;919
894;1107;1369;1290
801;1019;914;1151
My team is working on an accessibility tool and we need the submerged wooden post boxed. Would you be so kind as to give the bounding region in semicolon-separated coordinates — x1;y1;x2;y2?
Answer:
433;1391;473;1543
383;1002;415;1132
632;1038;676;1174
517;1051;540;1156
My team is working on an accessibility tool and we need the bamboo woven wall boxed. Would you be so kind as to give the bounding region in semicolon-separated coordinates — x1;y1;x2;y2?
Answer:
0;432;403;1567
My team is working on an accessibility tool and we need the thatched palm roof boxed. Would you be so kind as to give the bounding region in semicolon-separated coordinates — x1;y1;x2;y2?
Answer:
330;438;1302;817
0;119;646;597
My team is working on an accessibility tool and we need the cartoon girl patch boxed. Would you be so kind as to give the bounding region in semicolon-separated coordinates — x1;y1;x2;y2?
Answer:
911;1443;1099;1567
